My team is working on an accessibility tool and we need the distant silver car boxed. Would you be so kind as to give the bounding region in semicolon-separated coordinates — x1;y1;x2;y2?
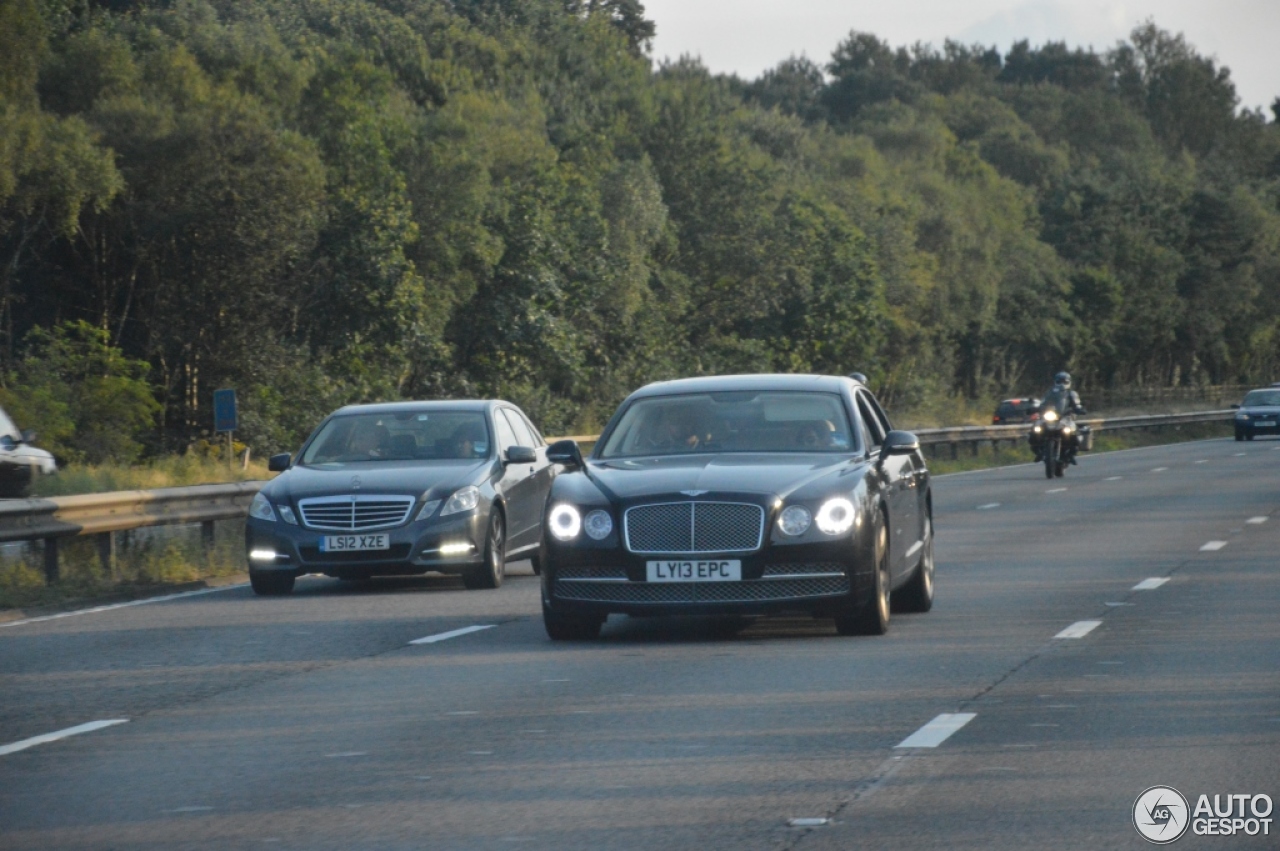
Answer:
0;406;56;498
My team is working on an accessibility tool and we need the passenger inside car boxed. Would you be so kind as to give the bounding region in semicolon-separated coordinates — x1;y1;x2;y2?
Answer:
347;422;390;458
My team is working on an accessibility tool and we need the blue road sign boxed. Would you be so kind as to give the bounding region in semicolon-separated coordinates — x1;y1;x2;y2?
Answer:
213;389;238;433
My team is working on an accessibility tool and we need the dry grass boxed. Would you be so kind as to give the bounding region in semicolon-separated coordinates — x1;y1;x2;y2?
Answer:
31;454;272;497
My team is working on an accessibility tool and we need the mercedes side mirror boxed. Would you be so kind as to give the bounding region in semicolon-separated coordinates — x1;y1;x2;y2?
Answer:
20;429;35;444
268;453;291;472
1231;403;1241;409
505;445;537;464
546;439;583;468
882;430;920;456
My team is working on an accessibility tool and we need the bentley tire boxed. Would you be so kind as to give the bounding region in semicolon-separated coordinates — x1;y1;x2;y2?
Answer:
893;514;934;614
544;608;603;640
836;519;890;636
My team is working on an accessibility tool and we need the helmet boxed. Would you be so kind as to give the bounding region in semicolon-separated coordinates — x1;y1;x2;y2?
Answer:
1054;371;1071;388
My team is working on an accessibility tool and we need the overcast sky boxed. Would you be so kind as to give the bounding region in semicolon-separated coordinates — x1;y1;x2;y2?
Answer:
642;0;1278;114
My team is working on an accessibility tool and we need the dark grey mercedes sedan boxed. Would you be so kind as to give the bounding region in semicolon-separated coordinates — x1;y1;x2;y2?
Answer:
538;374;934;640
245;401;554;595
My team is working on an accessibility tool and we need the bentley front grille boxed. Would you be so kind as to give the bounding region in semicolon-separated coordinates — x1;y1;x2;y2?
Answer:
297;495;415;531
624;501;764;554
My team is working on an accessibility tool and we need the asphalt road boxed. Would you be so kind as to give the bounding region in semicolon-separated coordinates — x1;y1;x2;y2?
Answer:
1;438;1277;850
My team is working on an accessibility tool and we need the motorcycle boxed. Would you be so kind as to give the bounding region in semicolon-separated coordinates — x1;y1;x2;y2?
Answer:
1030;409;1089;479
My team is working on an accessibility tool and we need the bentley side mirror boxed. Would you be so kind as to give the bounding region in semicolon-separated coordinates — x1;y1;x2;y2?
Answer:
882;430;920;456
268;453;291;472
546;439;583;468
505;445;537;464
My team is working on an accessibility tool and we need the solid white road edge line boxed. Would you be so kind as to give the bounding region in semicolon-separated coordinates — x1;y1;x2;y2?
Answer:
1200;541;1228;551
409;624;496;645
0;719;128;757
0;585;245;629
1055;620;1102;639
1133;577;1170;590
895;713;977;748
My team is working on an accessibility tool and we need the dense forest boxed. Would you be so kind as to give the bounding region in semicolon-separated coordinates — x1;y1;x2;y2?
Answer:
2;0;1278;460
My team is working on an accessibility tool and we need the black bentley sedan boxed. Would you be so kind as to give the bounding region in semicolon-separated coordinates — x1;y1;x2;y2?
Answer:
538;374;934;639
245;401;554;595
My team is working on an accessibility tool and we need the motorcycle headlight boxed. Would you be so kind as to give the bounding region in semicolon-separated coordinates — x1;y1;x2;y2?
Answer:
583;509;613;540
815;497;857;535
777;505;813;536
1063;425;1074;435
249;493;277;522
1042;410;1059;422
441;486;480;516
549;504;582;540
1033;425;1042;433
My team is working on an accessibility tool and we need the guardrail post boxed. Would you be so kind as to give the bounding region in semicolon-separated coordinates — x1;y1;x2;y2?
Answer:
43;537;59;584
201;520;216;554
971;441;980;457
96;532;116;578
949;442;958;460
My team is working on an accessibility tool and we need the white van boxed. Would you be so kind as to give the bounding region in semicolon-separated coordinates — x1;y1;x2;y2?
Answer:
0;406;57;498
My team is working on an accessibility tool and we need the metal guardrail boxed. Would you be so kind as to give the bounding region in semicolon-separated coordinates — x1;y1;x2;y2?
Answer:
0;482;264;583
912;409;1233;458
5;410;1233;584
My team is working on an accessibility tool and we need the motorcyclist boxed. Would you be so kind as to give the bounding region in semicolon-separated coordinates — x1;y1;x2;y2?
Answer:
1032;372;1087;463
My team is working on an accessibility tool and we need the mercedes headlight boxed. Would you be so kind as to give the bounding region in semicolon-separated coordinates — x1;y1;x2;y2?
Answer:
549;504;582;540
815;497;857;535
583;509;613;540
1236;412;1250;420
777;505;813;536
441;486;480;516
249;493;277;522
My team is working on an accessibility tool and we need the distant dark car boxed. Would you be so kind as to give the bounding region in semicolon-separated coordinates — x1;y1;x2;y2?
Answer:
245;401;555;595
1233;388;1280;440
538;374;934;640
992;398;1041;424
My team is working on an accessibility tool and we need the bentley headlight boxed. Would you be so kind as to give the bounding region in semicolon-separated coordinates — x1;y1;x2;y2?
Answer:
441;486;480;516
249;493;277;522
1042;410;1059;422
583;509;613;540
549;504;582;540
777;505;813;536
815;497;856;535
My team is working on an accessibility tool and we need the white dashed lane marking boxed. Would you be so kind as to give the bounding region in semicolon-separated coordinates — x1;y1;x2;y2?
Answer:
1152;467;1168;472
1055;620;1102;639
895;713;977;748
1247;517;1268;525
1133;578;1170;590
1046;487;1067;493
977;503;1001;510
1105;476;1122;481
1200;541;1228;551
409;625;496;645
0;720;128;757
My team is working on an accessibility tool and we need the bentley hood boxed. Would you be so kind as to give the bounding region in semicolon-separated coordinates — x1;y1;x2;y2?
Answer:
581;453;857;503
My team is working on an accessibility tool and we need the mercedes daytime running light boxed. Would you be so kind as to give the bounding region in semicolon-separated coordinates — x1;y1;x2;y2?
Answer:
583;509;613;540
549;504;582;540
815;497;857;535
